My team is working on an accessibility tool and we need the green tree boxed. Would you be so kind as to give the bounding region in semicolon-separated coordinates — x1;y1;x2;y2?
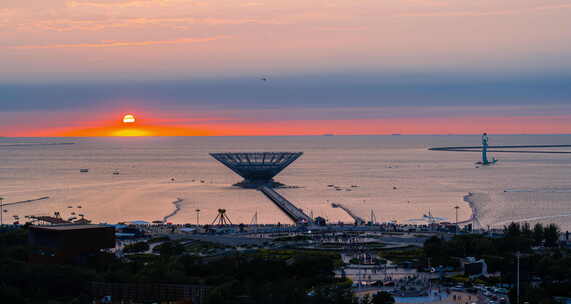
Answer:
0;285;24;304
505;222;521;238
153;241;185;256
521;222;532;239
360;294;372;304
371;291;395;304
123;241;150;253
501;222;533;253
544;224;560;247
423;236;448;266
532;223;544;246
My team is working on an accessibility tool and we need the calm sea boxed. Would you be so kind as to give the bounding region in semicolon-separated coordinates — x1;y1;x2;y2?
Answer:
1;135;570;230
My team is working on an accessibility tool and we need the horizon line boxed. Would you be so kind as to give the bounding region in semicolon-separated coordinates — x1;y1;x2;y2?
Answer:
2;133;571;138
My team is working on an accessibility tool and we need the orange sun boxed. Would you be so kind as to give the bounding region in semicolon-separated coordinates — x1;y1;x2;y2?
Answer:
123;114;135;123
55;112;217;136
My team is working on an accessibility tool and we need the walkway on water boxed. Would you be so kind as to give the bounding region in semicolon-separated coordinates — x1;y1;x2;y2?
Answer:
2;196;50;207
429;145;571;154
331;202;366;225
259;186;313;225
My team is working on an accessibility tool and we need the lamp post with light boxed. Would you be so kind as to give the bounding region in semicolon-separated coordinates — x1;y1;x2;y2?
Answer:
516;251;521;304
0;197;4;226
454;206;460;234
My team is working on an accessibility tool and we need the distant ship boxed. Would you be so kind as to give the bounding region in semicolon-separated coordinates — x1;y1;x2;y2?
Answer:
323;134;334;136
391;133;402;136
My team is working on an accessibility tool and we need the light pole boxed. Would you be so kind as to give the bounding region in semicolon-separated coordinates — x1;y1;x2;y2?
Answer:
0;197;3;226
454;206;460;233
195;208;200;226
516;251;521;304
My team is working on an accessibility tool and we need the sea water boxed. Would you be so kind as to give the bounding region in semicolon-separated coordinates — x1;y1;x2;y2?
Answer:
1;135;570;230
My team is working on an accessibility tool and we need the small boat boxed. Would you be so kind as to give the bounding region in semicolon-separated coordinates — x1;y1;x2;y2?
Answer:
68;206;73;208
77;206;82;208
71;212;76;215
80;169;89;173
113;170;120;175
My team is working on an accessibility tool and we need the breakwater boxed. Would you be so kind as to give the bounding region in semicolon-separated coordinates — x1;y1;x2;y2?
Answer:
429;145;571;154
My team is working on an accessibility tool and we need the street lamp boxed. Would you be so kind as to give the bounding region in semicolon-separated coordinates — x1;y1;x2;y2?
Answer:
516;251;521;304
0;197;4;226
454;206;460;233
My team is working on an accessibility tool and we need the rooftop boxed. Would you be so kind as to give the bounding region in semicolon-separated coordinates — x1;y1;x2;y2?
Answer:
30;224;112;231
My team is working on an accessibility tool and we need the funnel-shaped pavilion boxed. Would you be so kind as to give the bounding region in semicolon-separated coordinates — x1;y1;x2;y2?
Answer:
210;152;303;188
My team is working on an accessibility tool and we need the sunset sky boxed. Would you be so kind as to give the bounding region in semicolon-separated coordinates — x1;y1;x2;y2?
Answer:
1;0;571;136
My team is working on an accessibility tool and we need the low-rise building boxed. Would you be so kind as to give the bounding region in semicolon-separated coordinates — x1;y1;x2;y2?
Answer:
28;224;115;264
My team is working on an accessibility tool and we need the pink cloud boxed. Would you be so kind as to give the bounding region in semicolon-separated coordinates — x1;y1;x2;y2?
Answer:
10;36;225;49
66;0;193;9
399;3;571;17
23;17;284;32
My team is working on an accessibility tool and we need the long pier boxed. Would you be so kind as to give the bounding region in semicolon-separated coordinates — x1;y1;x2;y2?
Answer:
3;196;50;207
429;145;571;154
331;202;366;225
259;186;313;225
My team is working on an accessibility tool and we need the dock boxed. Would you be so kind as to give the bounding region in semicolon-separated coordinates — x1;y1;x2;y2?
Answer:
259;186;313;225
331;202;366;225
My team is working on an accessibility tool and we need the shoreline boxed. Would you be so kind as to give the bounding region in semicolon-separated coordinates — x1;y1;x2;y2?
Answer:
458;192;481;228
162;198;184;223
492;212;571;227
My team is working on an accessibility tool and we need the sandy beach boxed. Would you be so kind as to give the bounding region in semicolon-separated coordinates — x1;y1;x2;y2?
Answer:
465;190;571;231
